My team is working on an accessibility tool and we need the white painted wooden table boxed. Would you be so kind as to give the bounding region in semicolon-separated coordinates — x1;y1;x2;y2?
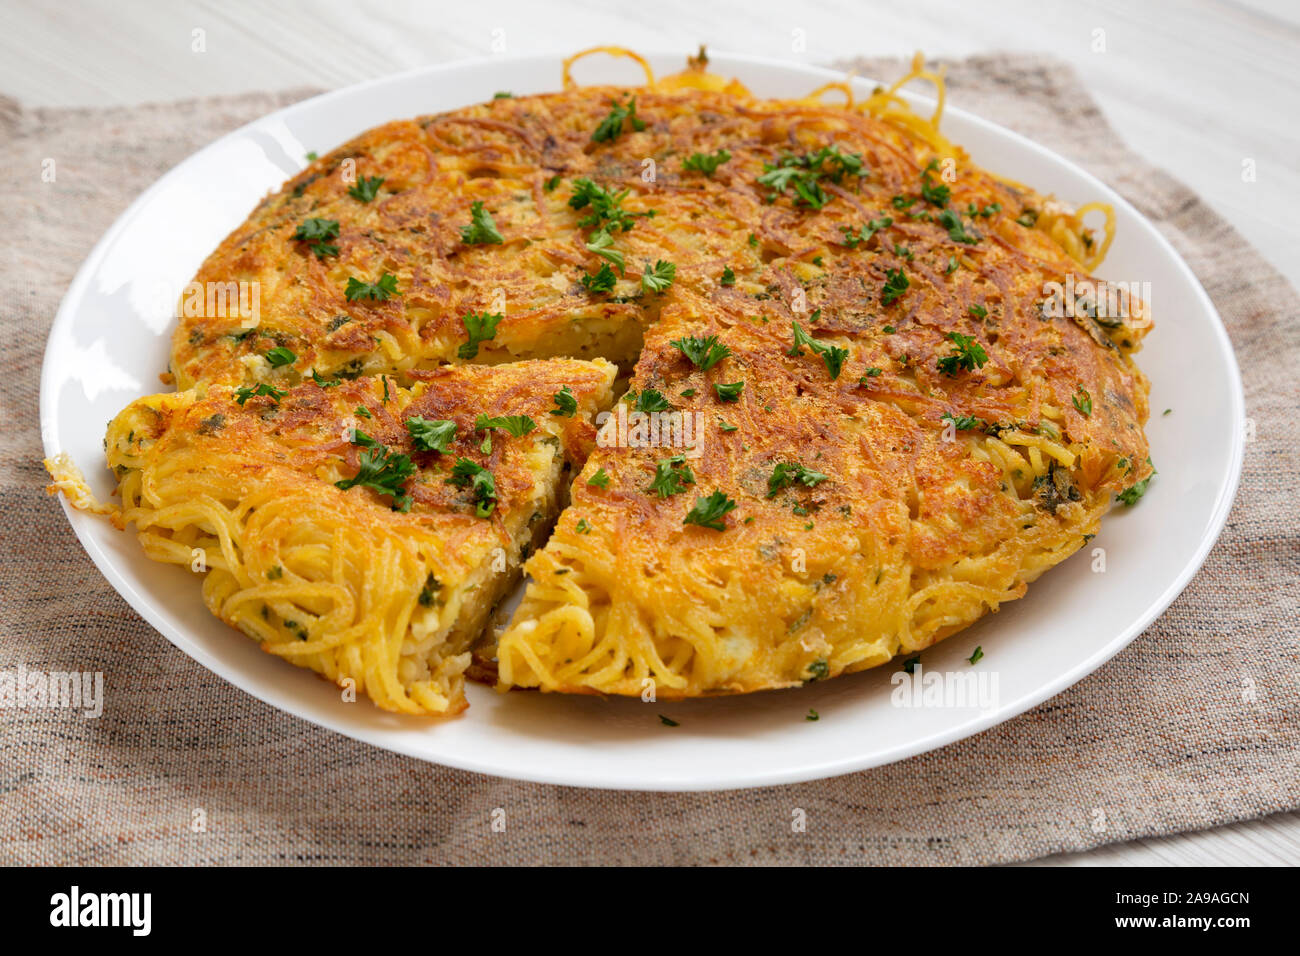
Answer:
6;0;1297;866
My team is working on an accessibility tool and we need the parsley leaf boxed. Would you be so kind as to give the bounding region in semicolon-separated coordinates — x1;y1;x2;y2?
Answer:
1116;460;1155;506
1072;385;1093;417
938;208;980;244
787;319;848;380
445;457;497;517
767;461;830;498
591;95;646;143
405;416;457;453
683;490;737;530
584;228;625;272
458;310;503;359
460;201;504;245
233;383;287;406
292;217;340;259
641;259;676;293
587;467;611;489
345;273;399;301
714;381;744;402
881;268;910;306
682;148;731;175
550;386;578;417
633;389;672;413
335;443;415;511
263;346;296;368
580;263;618;293
942;412;984;431
671;334;731;371
474;413;536;452
936;331;989;376
347;175;384;203
720;266;736;286
839;216;892;248
647;455;695;498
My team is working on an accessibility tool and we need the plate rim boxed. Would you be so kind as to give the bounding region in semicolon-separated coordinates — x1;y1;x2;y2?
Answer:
39;49;1246;790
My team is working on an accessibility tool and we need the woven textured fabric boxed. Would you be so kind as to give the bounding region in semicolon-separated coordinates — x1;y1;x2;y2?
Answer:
1;56;1295;866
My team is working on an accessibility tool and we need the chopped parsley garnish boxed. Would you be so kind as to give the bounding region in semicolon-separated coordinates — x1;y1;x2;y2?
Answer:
670;334;731;371
767;461;830;498
806;708;820;721
1017;208;1040;228
292;217;340;258
805;658;830;681
310;369;340;387
682;148;731;175
641;259;676;293
936;331;989;376
860;367;883;380
550;386;578;417
714;381;744;402
575;517;591;534
683;490;737;530
567;178;649;233
938;208;980;244
263;346;295;368
405;416;457;453
591;95;646;143
587;467;611;489
787;319;848;380
544;174;561;191
345;273;399;301
493;91;513;99
647;454;695;498
892;195;916;210
1072;385;1093;417
658;714;679;727
335;443;415;512
919;170;950;207
942;412;983;431
1116;459;1155;506
720;266;736;286
445;457;497;518
968;303;988;319
967;646;984;665
757;145;864;209
346;175;384;203
233;383;286;406
581;262;618;293
457;310;502;359
460;201;504;245
881;268;910;306
354;405;372;419
839;216;892;248
475;414;537;452
945;255;959;274
902;654;920;674
633;388;672;413
584;229;625;272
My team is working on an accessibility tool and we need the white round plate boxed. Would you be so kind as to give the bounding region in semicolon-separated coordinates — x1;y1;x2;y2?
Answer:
40;51;1244;790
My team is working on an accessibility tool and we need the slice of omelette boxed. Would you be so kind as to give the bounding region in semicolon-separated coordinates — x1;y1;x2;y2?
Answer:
79;360;614;715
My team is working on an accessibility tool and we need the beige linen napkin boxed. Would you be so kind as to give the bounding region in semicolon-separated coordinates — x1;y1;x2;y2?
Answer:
1;56;1295;866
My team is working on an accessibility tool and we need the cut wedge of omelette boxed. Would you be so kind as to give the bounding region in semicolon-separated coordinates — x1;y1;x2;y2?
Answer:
49;49;1155;714
55;360;614;714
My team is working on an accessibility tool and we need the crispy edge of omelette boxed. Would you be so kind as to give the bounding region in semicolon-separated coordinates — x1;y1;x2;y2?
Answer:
48;359;616;715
